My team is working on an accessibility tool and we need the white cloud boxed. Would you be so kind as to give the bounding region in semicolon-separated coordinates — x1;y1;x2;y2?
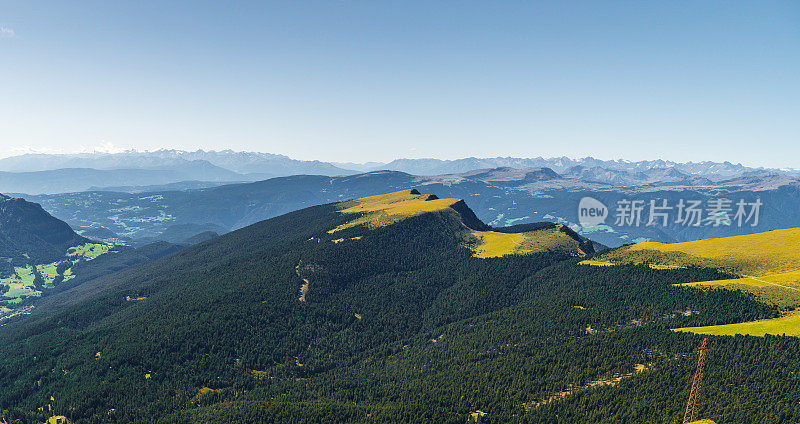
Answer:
0;26;15;38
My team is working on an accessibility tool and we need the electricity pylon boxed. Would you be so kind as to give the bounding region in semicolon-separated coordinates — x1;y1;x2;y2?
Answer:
683;338;710;424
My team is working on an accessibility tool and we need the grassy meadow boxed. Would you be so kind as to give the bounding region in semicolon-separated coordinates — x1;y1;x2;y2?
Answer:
470;226;586;258
679;270;800;308
675;312;800;337
618;228;800;276
330;190;460;233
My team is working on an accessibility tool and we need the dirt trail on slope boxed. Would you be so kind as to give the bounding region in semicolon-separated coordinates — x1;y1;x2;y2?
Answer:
741;274;800;292
298;278;309;302
295;262;310;302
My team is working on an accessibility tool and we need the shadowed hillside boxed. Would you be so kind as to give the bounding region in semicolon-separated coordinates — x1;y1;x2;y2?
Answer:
0;194;87;270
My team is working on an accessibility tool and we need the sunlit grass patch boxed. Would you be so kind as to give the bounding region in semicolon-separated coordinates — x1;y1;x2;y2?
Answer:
3;282;38;299
578;259;615;267
470;225;586;258
198;387;219;395
126;296;147;301
62;267;74;282
1;266;41;302
68;243;111;261
330;190;459;233
14;266;35;285
648;263;684;270
1;243;112;304
620;228;800;276
469;231;525;258
675;311;800;337
680;270;800;289
35;262;63;286
38;263;58;278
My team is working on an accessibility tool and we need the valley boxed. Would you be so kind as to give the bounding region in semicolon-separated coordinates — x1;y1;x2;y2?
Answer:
0;195;212;322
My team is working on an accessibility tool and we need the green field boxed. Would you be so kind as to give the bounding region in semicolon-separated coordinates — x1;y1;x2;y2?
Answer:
1;266;43;303
2;282;39;300
675;312;800;337
14;266;35;285
1;242;111;304
38;262;58;280
586;228;800;311
579;228;800;337
67;242;111;261
680;270;800;289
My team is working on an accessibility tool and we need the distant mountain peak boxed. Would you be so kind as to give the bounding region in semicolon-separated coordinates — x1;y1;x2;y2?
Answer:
376;156;791;181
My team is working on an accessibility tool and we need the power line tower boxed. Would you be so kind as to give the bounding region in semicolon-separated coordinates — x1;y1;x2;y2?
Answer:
683;338;710;424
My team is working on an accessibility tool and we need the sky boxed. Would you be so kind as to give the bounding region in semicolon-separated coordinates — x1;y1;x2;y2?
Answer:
1;1;799;167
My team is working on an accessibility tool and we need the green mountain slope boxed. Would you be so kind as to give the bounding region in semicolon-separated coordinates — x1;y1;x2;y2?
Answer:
0;191;795;423
0;194;88;267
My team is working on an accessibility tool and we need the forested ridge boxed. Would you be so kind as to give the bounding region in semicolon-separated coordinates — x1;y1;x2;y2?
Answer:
0;194;88;274
0;195;795;423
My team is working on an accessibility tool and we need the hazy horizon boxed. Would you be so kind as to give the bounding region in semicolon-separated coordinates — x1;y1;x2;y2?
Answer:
1;146;797;171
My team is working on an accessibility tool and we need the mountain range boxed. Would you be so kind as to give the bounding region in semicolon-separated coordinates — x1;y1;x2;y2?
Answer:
1;150;798;195
0;151;354;194
0;150;352;176
375;156;797;180
0;162;248;195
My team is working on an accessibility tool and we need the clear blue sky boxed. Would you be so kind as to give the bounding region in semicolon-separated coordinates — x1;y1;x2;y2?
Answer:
1;1;798;167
